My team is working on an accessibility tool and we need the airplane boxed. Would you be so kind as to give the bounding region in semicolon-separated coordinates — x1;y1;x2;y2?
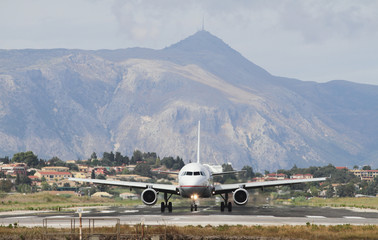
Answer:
69;121;327;213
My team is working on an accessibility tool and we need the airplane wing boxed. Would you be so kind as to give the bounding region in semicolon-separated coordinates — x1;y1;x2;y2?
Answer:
68;178;179;195
213;177;327;194
211;170;246;176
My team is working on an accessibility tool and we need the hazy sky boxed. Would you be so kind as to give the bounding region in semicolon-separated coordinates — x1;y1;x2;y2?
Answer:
1;0;378;85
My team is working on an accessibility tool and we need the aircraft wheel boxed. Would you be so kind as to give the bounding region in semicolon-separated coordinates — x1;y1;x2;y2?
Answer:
161;202;165;212
220;202;225;212
227;202;232;212
168;202;172;212
194;204;197;211
190;204;194;212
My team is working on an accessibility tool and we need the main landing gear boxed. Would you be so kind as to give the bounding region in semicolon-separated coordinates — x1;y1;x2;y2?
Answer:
161;192;173;213
219;193;232;212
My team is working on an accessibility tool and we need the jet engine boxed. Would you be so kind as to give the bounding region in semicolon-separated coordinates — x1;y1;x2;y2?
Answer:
141;189;158;205
233;188;249;205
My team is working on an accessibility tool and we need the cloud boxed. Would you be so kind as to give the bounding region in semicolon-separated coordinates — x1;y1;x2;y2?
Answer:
278;0;378;44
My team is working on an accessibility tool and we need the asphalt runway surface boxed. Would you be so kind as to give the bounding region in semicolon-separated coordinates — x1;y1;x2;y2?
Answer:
1;204;377;228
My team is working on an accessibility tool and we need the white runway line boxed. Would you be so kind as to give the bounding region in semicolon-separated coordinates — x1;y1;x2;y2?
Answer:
343;216;365;219
124;210;139;213
100;210;115;213
306;216;326;218
45;215;71;218
5;216;31;219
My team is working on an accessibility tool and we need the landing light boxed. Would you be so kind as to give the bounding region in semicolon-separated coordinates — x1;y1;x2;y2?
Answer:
191;194;198;200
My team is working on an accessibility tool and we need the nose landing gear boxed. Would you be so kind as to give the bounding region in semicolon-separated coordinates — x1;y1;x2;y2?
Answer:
190;203;198;212
190;194;199;212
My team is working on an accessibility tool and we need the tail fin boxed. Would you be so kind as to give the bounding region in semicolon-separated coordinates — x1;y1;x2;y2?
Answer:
197;121;200;164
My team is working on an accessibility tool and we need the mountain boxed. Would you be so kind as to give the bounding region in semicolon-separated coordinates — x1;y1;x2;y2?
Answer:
0;30;377;171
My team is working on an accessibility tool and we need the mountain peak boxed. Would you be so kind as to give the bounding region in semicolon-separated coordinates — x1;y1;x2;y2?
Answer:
166;30;233;54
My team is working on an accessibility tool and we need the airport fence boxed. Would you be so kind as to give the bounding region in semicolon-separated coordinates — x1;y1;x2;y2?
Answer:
42;217;166;240
43;217;121;240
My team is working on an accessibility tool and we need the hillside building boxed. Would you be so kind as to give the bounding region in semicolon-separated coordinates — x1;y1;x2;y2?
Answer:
42;166;69;172
34;171;73;181
350;169;378;181
0;163;28;176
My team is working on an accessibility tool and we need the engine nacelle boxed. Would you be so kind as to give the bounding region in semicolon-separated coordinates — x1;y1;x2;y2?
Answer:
233;188;249;205
141;188;158;205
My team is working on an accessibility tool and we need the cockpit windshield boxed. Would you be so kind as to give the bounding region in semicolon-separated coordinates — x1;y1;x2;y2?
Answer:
181;171;205;176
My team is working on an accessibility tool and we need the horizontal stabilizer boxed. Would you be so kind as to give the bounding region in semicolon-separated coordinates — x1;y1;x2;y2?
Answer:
152;170;179;175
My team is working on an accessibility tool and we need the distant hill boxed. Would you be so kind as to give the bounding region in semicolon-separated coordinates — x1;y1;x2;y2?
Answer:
1;30;377;171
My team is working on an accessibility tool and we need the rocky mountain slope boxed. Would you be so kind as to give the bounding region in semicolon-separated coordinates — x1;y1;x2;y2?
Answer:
1;31;377;171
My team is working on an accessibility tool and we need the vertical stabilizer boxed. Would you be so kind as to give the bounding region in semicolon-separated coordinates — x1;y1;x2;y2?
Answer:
197;121;200;163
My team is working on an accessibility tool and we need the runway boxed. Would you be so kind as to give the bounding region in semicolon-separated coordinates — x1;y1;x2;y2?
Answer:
1;205;377;227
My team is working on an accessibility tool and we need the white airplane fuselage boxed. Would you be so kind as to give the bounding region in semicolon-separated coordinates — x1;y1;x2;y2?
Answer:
178;162;213;198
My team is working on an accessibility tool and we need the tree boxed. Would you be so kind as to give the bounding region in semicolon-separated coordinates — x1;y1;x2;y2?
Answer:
115;152;123;165
326;186;334;198
103;152;115;165
161;157;174;169
52;183;58;191
0;180;13;192
67;163;78;171
362;165;371;170
353;165;359;170
310;186;319;197
0;156;10;164
131;150;143;164
172;157;184;170
16;184;32;193
154;157;161;167
12;151;39;168
337;183;356;197
16;174;21;185
47;157;65;166
134;163;151;177
91;170;96;179
241;166;255;180
90;152;97;161
41;181;51;191
16;175;31;186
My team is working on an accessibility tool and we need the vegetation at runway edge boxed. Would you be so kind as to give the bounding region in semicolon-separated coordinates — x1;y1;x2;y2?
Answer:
0;191;207;212
0;224;377;239
279;196;378;210
0;191;127;212
0;191;377;212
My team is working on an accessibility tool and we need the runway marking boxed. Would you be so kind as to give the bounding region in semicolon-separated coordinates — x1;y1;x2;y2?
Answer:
100;210;115;213
343;216;365;219
46;216;71;218
255;215;275;218
202;207;211;211
5;216;31;219
124;210;139;213
306;216;326;218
